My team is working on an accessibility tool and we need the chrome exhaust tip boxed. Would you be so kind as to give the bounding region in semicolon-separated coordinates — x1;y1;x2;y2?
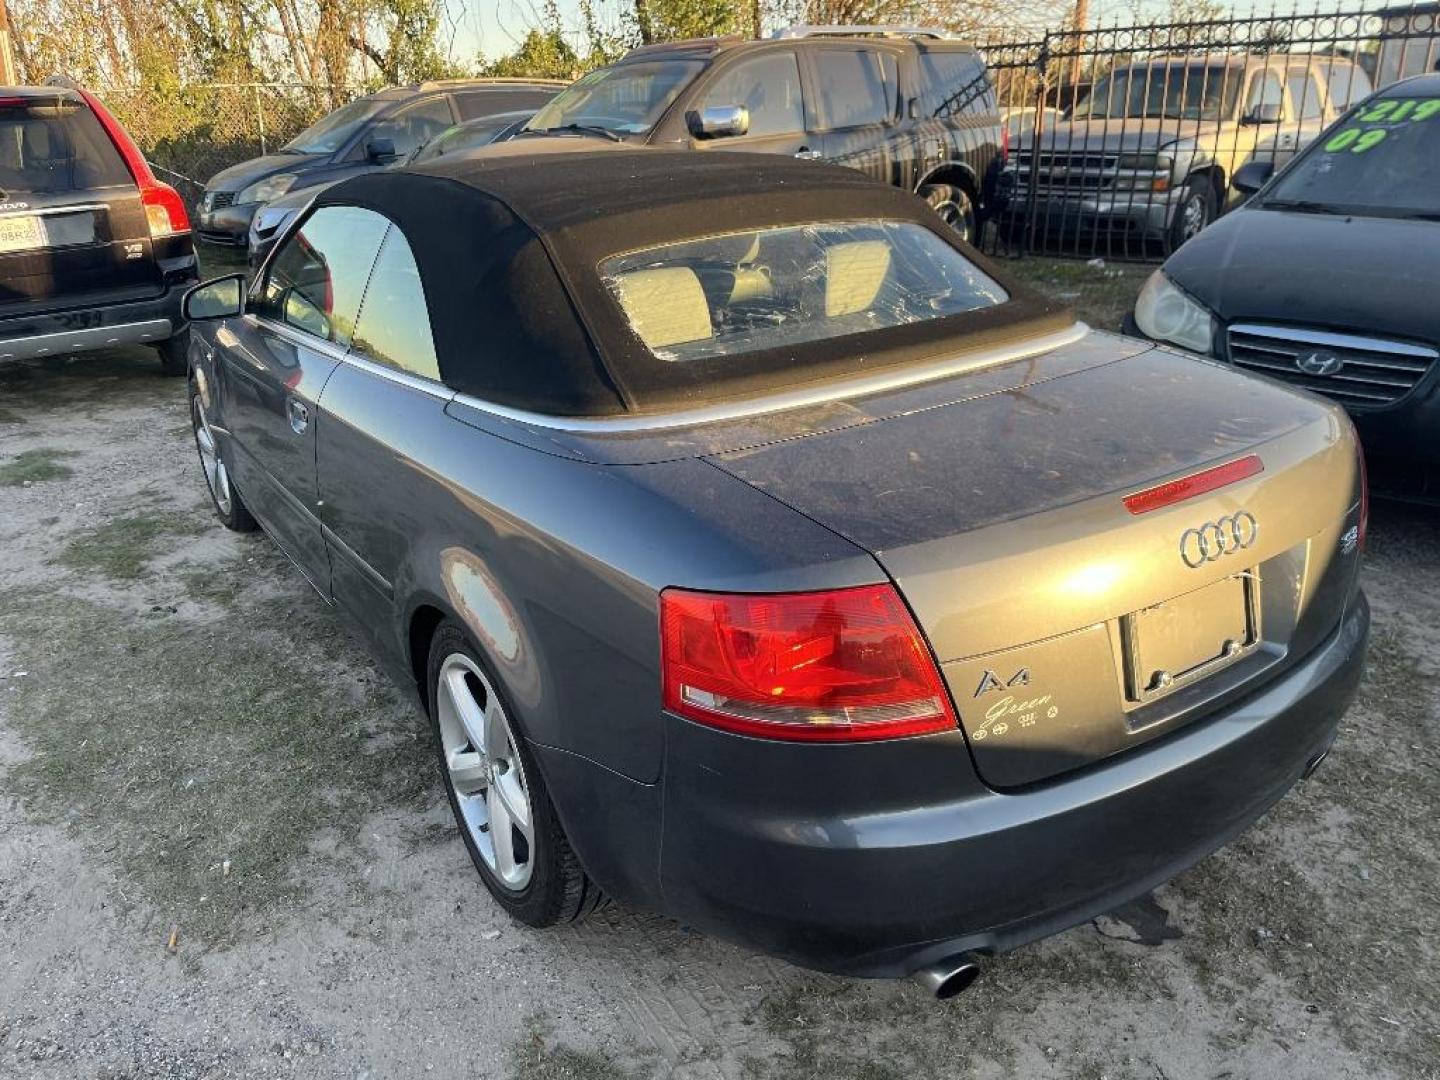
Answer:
912;954;981;1000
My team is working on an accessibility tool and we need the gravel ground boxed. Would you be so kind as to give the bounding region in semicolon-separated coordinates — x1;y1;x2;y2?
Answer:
1;315;1437;1079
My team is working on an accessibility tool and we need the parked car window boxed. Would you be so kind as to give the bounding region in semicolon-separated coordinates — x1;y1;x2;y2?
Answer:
1070;64;1240;121
812;48;896;128
410;114;523;163
1320;64;1371;110
453;89;556;120
600;220;1007;363
0;97;130;193
920;50;993;118
364;98;454;158
1246;71;1285;117
698;53;806;137
527;61;704;135
351;227;440;380
1262;94;1440;218
1287;71;1325;120
283;97;387;155
252;205;390;347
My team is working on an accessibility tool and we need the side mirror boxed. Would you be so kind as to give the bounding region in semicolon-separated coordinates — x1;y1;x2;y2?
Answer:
184;274;245;321
366;137;397;163
1232;160;1275;196
1244;103;1283;125
686;105;750;140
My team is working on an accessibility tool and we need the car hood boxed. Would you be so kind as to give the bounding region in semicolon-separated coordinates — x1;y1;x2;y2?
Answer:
1021;117;1208;153
1165;206;1440;343
207;152;327;194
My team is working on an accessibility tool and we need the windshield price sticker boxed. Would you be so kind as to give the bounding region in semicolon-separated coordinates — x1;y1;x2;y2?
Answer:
1325;98;1440;154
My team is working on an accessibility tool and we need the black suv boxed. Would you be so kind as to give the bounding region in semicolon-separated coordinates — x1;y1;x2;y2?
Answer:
519;27;1004;242
0;84;198;374
197;79;564;248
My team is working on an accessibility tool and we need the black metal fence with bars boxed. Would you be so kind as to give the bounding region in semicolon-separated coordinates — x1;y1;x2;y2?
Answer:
975;3;1440;261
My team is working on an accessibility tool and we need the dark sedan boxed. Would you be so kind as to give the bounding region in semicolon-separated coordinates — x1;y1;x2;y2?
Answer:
180;147;1367;994
1128;74;1440;499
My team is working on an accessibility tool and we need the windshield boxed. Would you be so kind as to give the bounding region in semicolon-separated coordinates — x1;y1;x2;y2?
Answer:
601;220;1008;363
1263;95;1440;218
525;61;703;135
411;116;517;163
1070;65;1241;121
283;97;387;154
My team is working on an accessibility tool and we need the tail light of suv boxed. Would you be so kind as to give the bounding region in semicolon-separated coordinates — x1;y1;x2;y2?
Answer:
78;88;191;238
660;584;957;742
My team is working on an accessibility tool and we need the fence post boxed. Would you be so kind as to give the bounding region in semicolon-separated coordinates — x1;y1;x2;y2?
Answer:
252;84;267;155
1024;36;1052;257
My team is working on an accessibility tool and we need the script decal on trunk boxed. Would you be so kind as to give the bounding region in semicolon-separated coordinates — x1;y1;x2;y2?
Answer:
971;693;1058;741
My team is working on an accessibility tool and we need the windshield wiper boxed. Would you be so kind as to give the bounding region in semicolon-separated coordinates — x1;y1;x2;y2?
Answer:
1261;198;1344;215
520;124;623;142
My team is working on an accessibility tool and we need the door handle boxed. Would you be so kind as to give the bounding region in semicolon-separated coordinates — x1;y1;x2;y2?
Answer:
288;398;310;434
794;148;822;160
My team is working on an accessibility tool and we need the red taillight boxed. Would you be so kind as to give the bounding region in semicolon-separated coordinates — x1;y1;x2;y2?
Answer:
1123;454;1264;515
660;584;957;742
76;88;190;236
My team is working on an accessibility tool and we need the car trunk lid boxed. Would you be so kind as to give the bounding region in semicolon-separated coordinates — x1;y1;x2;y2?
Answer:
706;345;1363;786
0;93;164;320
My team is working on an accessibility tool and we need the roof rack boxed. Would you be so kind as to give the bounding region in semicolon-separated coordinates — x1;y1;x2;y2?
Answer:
771;25;956;41
416;77;571;90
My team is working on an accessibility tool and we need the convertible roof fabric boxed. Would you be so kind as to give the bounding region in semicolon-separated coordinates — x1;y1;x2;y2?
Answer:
316;147;1070;416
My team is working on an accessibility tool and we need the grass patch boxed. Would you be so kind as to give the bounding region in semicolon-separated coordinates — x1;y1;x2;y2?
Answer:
0;587;435;948
56;509;206;580
1002;256;1150;332
0;447;77;485
511;1018;644;1080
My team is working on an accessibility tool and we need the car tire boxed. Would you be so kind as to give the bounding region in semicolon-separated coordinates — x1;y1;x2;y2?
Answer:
1168;177;1217;249
157;329;190;376
426;621;603;927
190;377;257;532
920;183;978;245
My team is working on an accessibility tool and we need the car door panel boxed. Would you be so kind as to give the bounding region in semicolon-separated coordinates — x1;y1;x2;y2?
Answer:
809;45;903;185
687;49;819;160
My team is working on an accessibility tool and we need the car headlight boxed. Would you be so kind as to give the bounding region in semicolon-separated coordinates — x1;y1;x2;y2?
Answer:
237;173;296;205
1134;269;1215;354
253;206;298;237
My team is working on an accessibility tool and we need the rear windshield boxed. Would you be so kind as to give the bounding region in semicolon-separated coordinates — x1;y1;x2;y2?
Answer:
600;220;1008;363
525;61;703;135
1263;95;1440;218
0;97;130;194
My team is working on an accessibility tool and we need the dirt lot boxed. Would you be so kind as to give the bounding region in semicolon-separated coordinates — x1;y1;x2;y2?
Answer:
1;261;1438;1079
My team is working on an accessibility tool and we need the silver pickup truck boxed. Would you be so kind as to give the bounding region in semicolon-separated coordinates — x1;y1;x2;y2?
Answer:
1000;53;1372;248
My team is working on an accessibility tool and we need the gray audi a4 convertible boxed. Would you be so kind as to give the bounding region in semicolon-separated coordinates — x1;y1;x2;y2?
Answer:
182;145;1369;996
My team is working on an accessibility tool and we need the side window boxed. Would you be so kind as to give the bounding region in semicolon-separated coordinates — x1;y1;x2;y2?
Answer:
252;205;390;347
812;48;896;129
351;227;440;381
1288;71;1325;120
365;97;454;158
1246;71;1284;117
699;53;806;138
921;51;993;118
1323;65;1370;110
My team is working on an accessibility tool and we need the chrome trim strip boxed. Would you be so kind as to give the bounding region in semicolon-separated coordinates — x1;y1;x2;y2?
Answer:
1229;323;1439;360
339;349;453;401
245;315;352;363
0;202;109;220
321;523;394;599
0;318;173;361
451;322;1091;435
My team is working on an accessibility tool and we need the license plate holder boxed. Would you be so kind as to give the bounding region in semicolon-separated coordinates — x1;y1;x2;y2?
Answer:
0;214;48;253
1122;571;1259;705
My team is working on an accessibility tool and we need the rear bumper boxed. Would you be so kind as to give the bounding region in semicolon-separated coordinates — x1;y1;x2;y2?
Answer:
0;280;191;361
656;593;1368;977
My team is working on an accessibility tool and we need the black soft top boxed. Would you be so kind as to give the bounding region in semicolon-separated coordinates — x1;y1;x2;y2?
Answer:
314;147;1068;417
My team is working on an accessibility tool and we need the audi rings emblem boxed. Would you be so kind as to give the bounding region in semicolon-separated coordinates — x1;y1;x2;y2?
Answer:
1179;512;1259;568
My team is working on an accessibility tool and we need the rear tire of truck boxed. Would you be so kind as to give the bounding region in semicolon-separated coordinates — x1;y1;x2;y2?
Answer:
157;330;190;377
1168;178;1217;250
921;183;978;246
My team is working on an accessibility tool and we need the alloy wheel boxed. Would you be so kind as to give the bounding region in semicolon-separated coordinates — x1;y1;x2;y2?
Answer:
1180;193;1209;241
435;653;535;890
192;393;232;516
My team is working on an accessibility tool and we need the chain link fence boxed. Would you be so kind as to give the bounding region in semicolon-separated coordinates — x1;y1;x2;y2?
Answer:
98;83;364;210
976;2;1440;261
